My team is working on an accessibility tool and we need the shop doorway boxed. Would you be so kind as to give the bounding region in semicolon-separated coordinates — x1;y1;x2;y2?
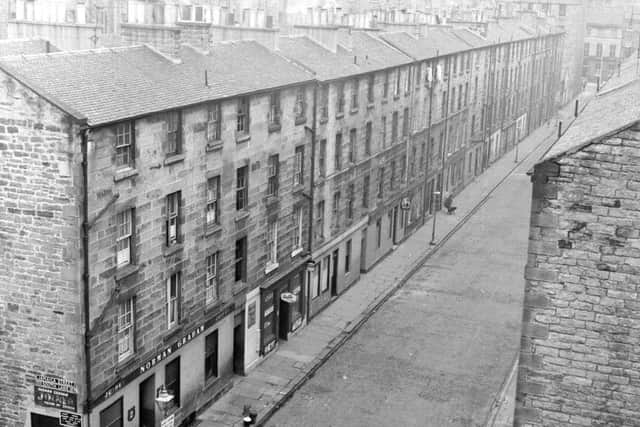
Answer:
233;323;245;375
139;374;155;427
331;249;339;297
360;229;367;272
243;288;260;371
30;413;59;427
392;206;399;244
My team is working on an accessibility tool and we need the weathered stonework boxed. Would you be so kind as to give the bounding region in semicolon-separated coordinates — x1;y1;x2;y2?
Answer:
0;73;85;425
516;128;640;426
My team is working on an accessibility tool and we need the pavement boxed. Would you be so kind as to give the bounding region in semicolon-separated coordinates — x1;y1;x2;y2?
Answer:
197;93;595;427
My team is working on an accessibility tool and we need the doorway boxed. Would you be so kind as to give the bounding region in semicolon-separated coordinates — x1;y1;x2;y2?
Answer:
30;414;59;427
360;229;367;272
139;375;155;427
233;323;245;375
331;248;339;297
392;206;399;244
244;289;260;372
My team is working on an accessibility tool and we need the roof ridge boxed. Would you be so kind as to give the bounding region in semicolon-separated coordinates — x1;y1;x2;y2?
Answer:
0;44;146;61
143;43;181;64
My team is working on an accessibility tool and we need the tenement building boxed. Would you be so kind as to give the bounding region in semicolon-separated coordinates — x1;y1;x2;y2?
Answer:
0;19;566;427
516;66;640;425
0;42;315;427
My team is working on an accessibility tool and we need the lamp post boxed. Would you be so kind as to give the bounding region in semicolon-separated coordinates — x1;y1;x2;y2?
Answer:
429;191;441;245
155;385;174;421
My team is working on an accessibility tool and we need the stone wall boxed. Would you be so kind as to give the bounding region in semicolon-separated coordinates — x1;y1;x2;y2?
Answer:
0;72;85;426
86;82;313;403
516;125;640;426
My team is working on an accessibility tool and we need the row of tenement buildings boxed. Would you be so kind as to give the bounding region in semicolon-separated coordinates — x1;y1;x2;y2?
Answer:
0;9;566;427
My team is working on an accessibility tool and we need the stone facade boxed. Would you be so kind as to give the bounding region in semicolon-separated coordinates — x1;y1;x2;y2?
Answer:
0;73;85;425
516;125;640;426
86;83;313;426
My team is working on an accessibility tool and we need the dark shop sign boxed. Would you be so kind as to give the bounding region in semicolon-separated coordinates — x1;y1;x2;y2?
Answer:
92;303;234;409
34;375;78;412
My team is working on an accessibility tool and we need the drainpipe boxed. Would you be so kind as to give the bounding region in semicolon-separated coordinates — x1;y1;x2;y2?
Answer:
421;53;436;224
430;55;452;245
80;125;92;427
305;81;318;323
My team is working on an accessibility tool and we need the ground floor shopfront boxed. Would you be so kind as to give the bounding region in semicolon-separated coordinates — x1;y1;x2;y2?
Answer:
89;304;235;427
307;218;367;318
362;184;424;272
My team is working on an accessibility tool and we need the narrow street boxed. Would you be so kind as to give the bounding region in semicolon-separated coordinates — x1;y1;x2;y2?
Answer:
265;148;539;426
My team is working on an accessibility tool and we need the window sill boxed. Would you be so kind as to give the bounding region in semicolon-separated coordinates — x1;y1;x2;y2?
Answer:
164;154;185;166
206;140;223;152
163;243;184;257
393;95;401;101
236;134;251;144
233;282;248;296
319;117;328;125
367;102;375;110
115;354;139;373
381;98;388;104
291;247;304;258
268;123;281;133
205;224;223;237
349;108;359;115
265;263;279;275
335;112;345;119
292;183;305;194
163;324;185;343
115;263;139;281
113;167;138;183
235;210;250;222
295;116;307;126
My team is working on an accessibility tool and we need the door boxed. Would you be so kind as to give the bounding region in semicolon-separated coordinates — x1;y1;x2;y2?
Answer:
392;206;399;244
30;414;59;427
233;323;244;375
139;375;155;427
243;289;260;371
360;229;367;272
331;249;339;297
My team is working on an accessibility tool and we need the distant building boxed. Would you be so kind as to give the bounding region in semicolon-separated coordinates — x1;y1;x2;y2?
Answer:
516;61;640;426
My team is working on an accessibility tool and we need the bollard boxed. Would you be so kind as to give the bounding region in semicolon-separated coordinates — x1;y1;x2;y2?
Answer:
558;121;563;138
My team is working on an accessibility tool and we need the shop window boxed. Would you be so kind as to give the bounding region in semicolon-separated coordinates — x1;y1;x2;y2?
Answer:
99;397;123;427
205;330;218;381
165;357;180;408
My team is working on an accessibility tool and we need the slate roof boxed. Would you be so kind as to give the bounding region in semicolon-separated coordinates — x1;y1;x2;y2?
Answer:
0;41;313;126
278;32;412;81
379;27;489;61
543;79;640;161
